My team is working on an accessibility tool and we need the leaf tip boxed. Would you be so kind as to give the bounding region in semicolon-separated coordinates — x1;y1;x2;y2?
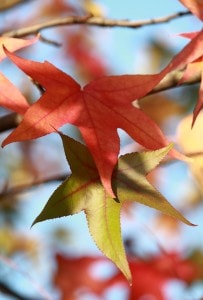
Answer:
31;216;41;228
1;135;14;148
2;45;12;59
1;139;8;148
124;270;132;285
166;142;174;151
129;278;133;287
188;221;197;227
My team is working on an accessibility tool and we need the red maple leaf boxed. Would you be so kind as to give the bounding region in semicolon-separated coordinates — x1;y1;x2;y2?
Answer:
54;254;111;300
178;31;203;125
110;252;199;300
65;31;108;80
128;252;198;300
54;252;199;300
2;30;203;196
0;55;177;198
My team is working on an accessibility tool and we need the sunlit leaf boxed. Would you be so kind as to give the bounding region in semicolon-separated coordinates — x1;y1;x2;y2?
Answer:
33;134;192;282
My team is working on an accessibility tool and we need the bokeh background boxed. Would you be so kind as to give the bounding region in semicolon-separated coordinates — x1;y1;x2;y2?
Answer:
0;1;203;299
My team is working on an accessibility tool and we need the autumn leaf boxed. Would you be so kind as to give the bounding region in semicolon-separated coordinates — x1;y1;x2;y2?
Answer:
54;254;111;299
0;227;37;256
0;36;37;114
178;32;203;125
179;0;203;20
33;133;192;282
66;31;108;80
54;252;199;300
177;111;203;193
139;94;185;127
0;37;37;62
184;58;203;126
82;0;104;17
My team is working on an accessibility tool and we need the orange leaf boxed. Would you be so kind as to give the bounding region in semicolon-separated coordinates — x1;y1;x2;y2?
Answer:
0;36;37;62
0;52;178;197
178;31;203;125
54;254;111;299
177;111;203;192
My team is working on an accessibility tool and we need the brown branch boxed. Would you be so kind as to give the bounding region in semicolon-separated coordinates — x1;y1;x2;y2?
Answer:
0;254;52;300
150;69;200;95
0;173;68;199
0;112;22;132
0;280;40;300
39;34;62;47
2;11;191;38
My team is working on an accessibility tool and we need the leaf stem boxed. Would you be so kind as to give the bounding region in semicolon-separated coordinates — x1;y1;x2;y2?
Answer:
2;11;191;38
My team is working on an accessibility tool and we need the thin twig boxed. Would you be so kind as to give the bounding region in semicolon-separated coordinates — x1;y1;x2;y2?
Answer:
39;34;62;47
2;11;191;38
0;280;40;300
150;69;200;95
0;254;52;300
0;173;68;199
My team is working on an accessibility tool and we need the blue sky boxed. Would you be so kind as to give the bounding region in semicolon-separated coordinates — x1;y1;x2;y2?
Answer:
96;0;201;73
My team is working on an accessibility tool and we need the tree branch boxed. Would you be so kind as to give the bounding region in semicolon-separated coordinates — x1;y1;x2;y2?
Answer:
0;112;22;132
2;11;191;38
0;173;68;199
150;69;200;95
0;254;52;300
0;280;40;300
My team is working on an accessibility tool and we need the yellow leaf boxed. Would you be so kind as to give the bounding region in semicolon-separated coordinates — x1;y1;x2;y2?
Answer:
82;0;104;17
177;112;203;192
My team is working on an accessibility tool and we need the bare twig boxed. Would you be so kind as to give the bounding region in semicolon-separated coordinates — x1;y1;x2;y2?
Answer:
0;280;40;300
0;173;68;199
150;69;200;94
2;11;191;38
0;254;52;300
39;34;62;47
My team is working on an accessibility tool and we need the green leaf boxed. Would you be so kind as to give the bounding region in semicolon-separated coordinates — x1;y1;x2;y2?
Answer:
115;146;193;225
85;184;130;281
33;134;193;282
33;133;131;281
